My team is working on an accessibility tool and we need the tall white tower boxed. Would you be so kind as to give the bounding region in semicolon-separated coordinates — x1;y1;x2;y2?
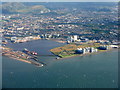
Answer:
73;35;78;41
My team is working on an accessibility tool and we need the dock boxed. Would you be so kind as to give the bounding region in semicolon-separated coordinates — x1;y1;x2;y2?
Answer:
2;46;45;67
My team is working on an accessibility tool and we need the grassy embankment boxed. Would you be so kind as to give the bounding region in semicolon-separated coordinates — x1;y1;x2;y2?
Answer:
50;43;103;58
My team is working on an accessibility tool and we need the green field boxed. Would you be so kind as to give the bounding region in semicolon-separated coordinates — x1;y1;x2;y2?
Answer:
50;43;103;58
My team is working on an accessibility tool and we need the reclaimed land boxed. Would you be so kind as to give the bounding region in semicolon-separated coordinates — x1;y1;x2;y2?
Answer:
50;43;116;59
2;46;43;67
2;47;32;64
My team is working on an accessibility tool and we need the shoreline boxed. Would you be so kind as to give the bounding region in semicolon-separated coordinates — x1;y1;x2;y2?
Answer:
3;54;44;67
53;48;118;60
2;55;32;64
2;46;44;67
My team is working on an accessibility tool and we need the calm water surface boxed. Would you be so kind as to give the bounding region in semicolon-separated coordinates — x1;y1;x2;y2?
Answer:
2;40;118;88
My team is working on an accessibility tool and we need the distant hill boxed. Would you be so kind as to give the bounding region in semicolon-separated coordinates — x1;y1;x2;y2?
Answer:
1;2;50;14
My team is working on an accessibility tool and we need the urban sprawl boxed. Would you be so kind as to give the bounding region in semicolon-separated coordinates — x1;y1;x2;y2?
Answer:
1;2;119;66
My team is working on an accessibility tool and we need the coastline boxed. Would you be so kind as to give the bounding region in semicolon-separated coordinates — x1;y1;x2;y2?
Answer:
52;48;118;60
3;54;44;67
4;55;32;64
2;46;44;67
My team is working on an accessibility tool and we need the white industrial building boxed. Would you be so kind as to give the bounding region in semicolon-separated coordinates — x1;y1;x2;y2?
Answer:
76;47;98;54
67;35;78;43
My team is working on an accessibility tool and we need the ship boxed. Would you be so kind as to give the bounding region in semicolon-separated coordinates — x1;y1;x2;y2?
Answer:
30;61;43;67
23;48;38;55
56;57;60;59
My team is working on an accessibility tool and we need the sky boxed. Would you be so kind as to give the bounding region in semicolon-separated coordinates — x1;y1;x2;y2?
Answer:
1;0;119;2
